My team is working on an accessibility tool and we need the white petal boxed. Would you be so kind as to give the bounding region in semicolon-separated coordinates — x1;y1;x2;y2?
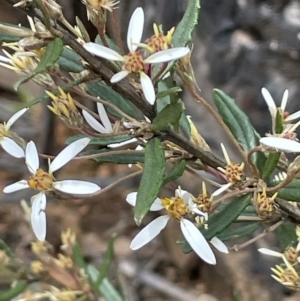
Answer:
130;215;170;250
1;137;24;158
285;110;300;122
108;138;137;148
140;72;155;105
49;138;90;173
83;42;124;61
53;180;100;195
260;137;300;153
111;70;129;83
211;183;232;197
190;205;208;219
280;89;289;112
175;189;191;205
82;110;110;134
97;103;112;132
261;87;277;118
3;180;29;193
127;7;144;52
5;108;28;130
145;47;190;64
31;193;47;241
210;236;229;254
25;141;39;174
180;218;216;265
258;248;283;257
126;192;163;211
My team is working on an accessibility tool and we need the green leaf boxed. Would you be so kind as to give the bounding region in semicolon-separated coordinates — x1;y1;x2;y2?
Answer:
275;110;284;134
134;138;166;224
172;0;200;47
14;38;63;90
163;160;186;184
87;265;124;301
0;281;27;301
152;101;183;132
277;224;297;252
156;87;182;99
72;242;87;269
87;81;143;119
86;150;144;165
156;80;191;139
213;89;266;172
95;234;116;287
261;152;280;180
58;47;84;73
182;194;252;253
0;240;14;258
66;133;136;147
0;22;29;43
217;222;262;241
276;179;300;202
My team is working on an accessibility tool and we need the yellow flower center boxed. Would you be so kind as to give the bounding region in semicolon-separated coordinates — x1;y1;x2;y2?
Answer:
257;188;277;219
161;197;188;219
224;162;244;184
193;194;211;213
146;34;169;53
28;168;54;191
280;268;299;285
124;52;144;73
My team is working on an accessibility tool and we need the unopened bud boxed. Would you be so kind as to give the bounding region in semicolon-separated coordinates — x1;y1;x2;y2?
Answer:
47;87;84;129
43;0;63;20
18;36;46;50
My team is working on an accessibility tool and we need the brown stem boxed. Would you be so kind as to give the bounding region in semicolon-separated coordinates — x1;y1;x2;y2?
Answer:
152;63;168;83
230;219;284;251
165;129;226;169
110;10;125;55
98;29;109;47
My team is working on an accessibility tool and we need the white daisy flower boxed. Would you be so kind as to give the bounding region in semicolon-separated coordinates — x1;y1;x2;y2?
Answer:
82;102;137;148
260;136;300;153
0;107;28;158
126;188;228;265
3;138;101;241
84;7;190;105
262;87;300;123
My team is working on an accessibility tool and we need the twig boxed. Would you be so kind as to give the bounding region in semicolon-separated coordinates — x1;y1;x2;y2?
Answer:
230;219;284;251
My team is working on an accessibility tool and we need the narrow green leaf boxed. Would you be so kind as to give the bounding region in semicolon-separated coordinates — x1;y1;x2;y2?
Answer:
213;89;266;172
277;224;297;251
14;38;63;89
83;150;145;165
217;222;262;241
275;179;300;202
261;152;280;180
134;138;166;224
87;265;124;301
156;87;182;99
172;0;200;47
163;160;186;184
0;281;27;301
95;234;116;287
203;194;252;240
152;101;183;132
0;240;14;258
275;110;284;134
0;22;29;43
58;47;84;73
156;80;191;139
72;242;87;269
87;81;143;119
66;133;135;146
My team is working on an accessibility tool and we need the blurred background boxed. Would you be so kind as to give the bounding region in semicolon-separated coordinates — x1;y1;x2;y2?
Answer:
1;0;300;300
